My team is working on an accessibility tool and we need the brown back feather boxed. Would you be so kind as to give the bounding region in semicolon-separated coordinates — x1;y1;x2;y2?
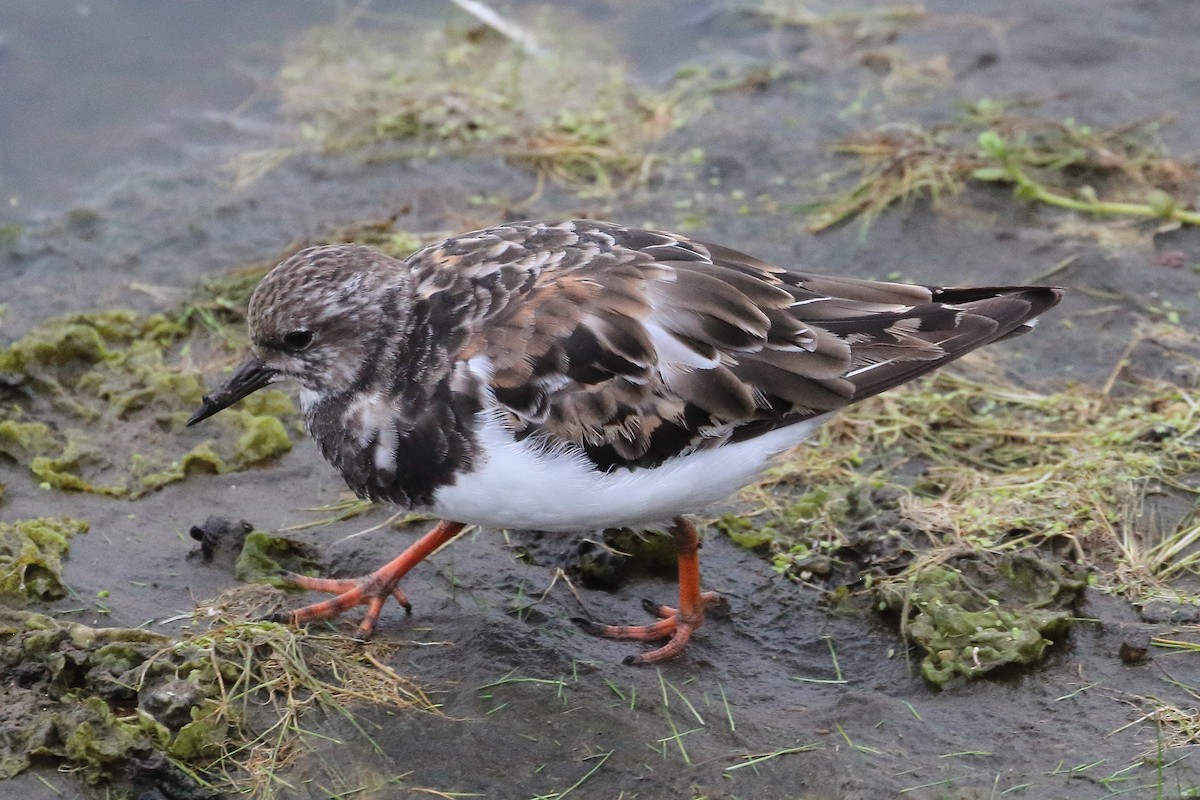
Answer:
424;220;1061;471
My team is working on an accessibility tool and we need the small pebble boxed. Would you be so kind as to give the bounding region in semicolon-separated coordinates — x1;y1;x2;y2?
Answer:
1118;631;1151;664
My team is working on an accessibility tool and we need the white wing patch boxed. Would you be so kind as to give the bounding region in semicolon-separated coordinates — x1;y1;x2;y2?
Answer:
643;320;721;372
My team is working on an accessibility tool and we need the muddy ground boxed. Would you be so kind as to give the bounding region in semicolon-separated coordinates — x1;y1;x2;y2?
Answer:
2;1;1200;798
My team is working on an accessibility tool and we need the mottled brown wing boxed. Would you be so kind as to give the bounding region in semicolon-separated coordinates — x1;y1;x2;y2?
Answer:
446;220;1060;471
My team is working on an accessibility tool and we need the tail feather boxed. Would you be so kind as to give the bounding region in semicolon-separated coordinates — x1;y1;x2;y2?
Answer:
841;285;1063;403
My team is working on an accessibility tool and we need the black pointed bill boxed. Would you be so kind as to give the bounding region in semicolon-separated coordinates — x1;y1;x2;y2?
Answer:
187;357;278;426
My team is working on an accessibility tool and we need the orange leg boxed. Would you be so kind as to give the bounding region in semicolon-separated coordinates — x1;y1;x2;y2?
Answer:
572;517;724;665
269;519;465;640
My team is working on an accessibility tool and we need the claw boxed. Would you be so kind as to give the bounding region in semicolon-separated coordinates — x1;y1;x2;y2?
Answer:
264;520;464;637
574;519;722;664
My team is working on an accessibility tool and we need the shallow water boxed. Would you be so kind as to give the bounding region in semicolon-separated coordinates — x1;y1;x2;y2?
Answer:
3;1;1200;798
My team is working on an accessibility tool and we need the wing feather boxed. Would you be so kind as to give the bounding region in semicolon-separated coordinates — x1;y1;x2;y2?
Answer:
420;220;1061;471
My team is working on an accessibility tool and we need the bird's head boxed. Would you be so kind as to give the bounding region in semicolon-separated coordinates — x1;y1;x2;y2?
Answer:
187;244;408;426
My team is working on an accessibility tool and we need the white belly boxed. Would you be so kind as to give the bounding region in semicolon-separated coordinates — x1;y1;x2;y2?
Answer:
429;410;831;531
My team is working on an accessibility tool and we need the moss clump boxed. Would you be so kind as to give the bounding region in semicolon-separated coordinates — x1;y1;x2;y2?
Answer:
0;419;57;453
577;528;679;589
0;517;89;602
0;605;432;796
0;311;295;498
57;696;158;778
234;530;321;587
232;409;291;465
0;608;179;783
877;553;1084;686
730;368;1200;596
173;263;272;344
718;360;1200;681
714;514;776;552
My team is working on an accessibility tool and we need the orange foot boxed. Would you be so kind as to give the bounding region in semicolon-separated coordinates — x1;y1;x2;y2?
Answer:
571;517;724;665
572;591;724;665
266;520;465;639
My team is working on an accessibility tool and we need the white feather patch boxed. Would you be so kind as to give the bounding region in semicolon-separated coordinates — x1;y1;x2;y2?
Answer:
430;409;832;531
644;320;721;372
373;419;399;474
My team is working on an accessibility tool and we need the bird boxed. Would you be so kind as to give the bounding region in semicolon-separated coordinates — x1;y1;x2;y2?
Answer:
187;219;1061;665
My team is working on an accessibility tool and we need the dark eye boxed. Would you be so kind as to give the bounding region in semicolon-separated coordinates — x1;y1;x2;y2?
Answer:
281;330;313;352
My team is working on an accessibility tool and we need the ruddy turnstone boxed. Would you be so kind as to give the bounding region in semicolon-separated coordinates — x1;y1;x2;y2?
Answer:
188;219;1061;664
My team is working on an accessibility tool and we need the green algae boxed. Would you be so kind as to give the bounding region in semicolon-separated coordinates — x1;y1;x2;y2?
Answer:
0;610;226;785
719;483;864;556
0;608;176;782
174;263;271;344
232;410;291;464
0;419;57;454
715;514;776;552
0;605;430;794
0;223;21;249
719;364;1200;680
729;369;1200;592
234;530;321;587
0;310;295;498
57;697;156;780
0;310;140;374
0;517;89;603
578;528;679;589
810;109;1200;232
877;553;1084;687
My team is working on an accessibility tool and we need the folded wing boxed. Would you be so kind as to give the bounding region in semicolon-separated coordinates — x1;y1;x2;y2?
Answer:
444;221;1060;471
